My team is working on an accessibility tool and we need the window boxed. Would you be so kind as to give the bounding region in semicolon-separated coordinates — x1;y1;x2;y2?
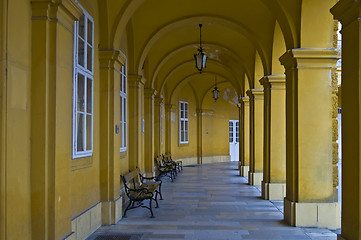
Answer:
72;7;94;159
236;121;239;143
120;64;127;152
229;121;233;143
179;101;189;144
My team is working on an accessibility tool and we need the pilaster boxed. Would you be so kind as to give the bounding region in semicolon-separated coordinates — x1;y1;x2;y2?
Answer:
128;75;145;170
280;48;339;228
98;49;124;225
165;104;176;153
154;97;164;156
331;0;361;238
260;75;286;200
30;1;82;239
246;89;264;186
238;97;250;177
144;88;157;172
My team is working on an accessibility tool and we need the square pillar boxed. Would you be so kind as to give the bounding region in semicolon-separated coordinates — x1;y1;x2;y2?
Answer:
154;97;163;157
260;75;286;200
128;75;145;170
280;48;340;229
332;0;361;238
239;97;250;177
247;89;264;186
144;88;157;172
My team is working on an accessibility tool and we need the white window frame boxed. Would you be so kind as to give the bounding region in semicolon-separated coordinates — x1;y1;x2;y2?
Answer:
120;63;127;152
179;101;189;144
72;5;94;159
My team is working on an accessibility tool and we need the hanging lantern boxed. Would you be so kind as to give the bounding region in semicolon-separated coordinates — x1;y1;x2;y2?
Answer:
212;77;220;101
194;24;207;73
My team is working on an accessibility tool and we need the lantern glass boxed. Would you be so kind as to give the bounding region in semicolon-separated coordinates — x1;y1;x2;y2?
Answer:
202;55;207;68
212;87;220;101
194;52;205;71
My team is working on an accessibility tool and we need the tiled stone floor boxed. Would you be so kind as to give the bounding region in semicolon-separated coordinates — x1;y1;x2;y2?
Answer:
87;162;339;240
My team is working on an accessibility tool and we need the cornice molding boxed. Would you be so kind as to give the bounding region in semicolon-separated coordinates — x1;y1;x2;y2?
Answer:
280;48;339;71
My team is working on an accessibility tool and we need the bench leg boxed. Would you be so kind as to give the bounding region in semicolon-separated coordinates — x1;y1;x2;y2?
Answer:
158;182;163;200
154;192;159;208
149;198;155;218
123;199;133;217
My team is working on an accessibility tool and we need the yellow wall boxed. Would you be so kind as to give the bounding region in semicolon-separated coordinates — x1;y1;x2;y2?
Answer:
202;83;239;157
5;0;32;238
171;84;198;159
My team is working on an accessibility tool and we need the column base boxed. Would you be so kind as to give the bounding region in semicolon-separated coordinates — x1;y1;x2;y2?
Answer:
239;165;249;177
262;182;286;200
248;171;263;186
102;197;123;225
284;198;340;229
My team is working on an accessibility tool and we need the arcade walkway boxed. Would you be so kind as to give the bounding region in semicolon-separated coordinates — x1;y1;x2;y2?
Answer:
87;162;338;240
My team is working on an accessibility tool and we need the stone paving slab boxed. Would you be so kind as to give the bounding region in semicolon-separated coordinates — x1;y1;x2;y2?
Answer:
87;162;338;240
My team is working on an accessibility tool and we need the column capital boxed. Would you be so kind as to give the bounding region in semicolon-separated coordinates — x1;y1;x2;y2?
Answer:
144;88;158;99
331;0;361;27
280;48;339;71
99;49;126;69
246;88;264;100
31;0;82;29
128;75;145;87
196;109;214;116
99;49;126;68
260;75;286;90
165;104;177;112
154;97;164;106
239;96;250;104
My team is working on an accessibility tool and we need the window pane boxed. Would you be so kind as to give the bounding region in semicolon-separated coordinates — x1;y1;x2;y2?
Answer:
78;15;85;39
180;109;184;119
181;131;184;142
87;45;92;72
77;74;85;112
124;98;127;121
185;108;188;118
120;122;123;147
78;38;85;67
86;115;92;150
185;131;188;142
77;113;84;151
120;74;123;93
120;97;123;122
185;103;188;112
87;19;93;45
124;123;127;147
181;121;184;132
87;78;92;113
185;121;188;132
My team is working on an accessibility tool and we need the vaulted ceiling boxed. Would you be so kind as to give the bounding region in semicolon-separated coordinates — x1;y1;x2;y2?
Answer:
97;0;335;103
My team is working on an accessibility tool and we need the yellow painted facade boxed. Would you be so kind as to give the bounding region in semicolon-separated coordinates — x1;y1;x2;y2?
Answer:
2;0;361;239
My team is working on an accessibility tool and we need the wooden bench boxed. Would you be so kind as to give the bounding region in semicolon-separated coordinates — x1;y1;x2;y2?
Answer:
163;153;183;173
121;168;161;218
154;155;176;182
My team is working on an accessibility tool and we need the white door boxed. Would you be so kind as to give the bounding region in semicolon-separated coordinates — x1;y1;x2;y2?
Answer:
229;120;239;161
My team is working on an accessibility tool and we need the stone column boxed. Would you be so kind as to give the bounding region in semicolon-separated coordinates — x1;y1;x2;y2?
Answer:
332;0;361;238
260;75;286;200
128;75;145;170
154;97;163;157
280;48;340;229
144;88;157;172
239;97;250;177
196;109;203;164
247;89;264;186
99;50;126;225
30;1;82;239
